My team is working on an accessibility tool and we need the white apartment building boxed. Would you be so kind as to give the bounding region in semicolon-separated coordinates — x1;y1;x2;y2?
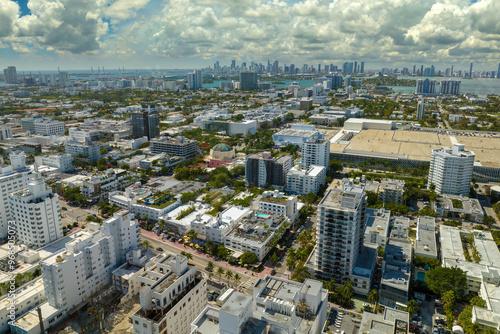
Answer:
33;120;64;136
100;210;140;265
286;165;326;195
65;139;101;162
68;127;100;142
364;208;391;246
0;125;12;140
417;99;425;120
0;278;45;333
35;153;73;173
132;254;207;334
307;182;366;283
379;178;405;204
301;133;330;170
428;143;475;196
440;79;461;95
9;171;63;248
39;210;138;311
258;190;299;223
81;168;138;202
0;151;34;240
191;276;328;334
224;211;287;261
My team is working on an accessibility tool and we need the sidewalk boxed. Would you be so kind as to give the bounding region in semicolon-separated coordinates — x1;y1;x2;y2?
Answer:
140;229;274;278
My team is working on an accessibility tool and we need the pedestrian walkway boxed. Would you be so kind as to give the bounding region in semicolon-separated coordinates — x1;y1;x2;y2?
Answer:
238;277;257;290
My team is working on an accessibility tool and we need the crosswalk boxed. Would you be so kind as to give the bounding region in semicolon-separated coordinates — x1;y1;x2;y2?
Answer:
239;277;258;291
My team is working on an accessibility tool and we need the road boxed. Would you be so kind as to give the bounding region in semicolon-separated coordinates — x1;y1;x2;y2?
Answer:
140;231;263;294
60;200;98;228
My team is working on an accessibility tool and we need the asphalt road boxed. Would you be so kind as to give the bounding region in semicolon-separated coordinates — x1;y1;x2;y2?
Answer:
60;200;98;227
140;233;260;294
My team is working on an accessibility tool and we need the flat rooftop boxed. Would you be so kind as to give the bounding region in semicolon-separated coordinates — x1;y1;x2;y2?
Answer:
415;216;437;258
331;129;500;168
320;187;364;209
365;208;390;237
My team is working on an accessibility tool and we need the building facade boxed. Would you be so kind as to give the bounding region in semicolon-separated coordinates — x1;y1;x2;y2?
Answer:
239;71;258;90
440;79;461;95
245;152;293;189
65;139;101;162
132;108;160;140
3;66;17;84
301;133;330;170
150;136;199;159
415;78;436;94
286;165;326;195
428;143;475;196
35;153;73;173
9;171;63;248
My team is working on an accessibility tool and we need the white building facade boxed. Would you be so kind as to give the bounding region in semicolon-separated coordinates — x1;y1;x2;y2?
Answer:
286;165;326;195
35;153;73;173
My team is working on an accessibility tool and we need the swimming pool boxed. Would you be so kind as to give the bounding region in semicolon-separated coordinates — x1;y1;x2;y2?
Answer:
416;271;426;282
257;213;270;219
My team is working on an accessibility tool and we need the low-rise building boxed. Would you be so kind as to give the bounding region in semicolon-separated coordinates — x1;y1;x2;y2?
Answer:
198;119;257;136
364;208;391;246
33;120;65;136
272;124;321;147
150;136;199;160
434;195;484;223
414;216;437;259
80;168;138;202
380;217;412;309
351;243;379;296
34;153;73;172
379;178;405;204
65;138;101;162
224;211;287;261
286;165;326;195
259;190;300;224
190;275;328;334
359;307;410;334
131;254;207;334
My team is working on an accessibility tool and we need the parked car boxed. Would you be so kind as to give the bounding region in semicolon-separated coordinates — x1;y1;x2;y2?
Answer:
156;247;163;251
270;270;276;275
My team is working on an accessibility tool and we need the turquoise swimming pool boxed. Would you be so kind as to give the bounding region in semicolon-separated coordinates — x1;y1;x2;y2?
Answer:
257;213;270;219
417;271;426;282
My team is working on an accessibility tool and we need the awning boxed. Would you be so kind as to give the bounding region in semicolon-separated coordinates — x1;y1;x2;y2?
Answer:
232;250;244;258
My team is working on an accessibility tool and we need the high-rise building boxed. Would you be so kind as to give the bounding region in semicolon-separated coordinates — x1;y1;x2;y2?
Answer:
239;71;258;90
231;60;236;70
417;99;425;120
290;64;295;74
301;133;330;170
354;61;358;74
132;107;160;140
9;170;63;248
497;63;500;79
307;181;366;282
326;74;343;88
187;69;203;90
440;79;461;95
420;65;424;75
469;62;473;78
360;61;365;73
344;75;351;87
0;125;12;141
3;66;17;84
428;143;475;196
245;152;293;188
132;254;207;334
0;151;34;239
58;71;70;86
415;78;436;94
65;138;101;161
286;165;326;195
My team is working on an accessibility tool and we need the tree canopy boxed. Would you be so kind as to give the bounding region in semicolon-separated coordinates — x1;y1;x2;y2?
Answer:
424;266;467;299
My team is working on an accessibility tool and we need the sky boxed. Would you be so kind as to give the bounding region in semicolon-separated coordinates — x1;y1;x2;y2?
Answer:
0;0;499;71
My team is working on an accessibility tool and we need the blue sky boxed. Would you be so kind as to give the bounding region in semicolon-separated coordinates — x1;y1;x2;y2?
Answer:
0;0;499;71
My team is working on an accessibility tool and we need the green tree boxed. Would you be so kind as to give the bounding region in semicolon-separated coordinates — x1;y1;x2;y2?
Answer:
240;251;259;265
424;267;467;299
233;273;241;286
187;229;198;241
366;191;379;207
180;251;193;260
140;240;151;251
303;193;318;205
225;270;233;285
406;300;419;317
270;253;279;264
216;267;225;283
206;261;214;272
368;289;380;312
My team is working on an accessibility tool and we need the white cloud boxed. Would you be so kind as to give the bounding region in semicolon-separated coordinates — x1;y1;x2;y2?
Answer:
0;0;499;68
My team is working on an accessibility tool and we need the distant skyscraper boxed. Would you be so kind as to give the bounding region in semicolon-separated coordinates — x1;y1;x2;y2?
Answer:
290;64;295;74
451;65;454;77
354;61;358;74
497;63;500;79
413;65;416;75
440;79;461;95
58;71;70;86
360;62;365;74
318;64;321;73
344;75;351;88
420;65;424;76
239;71;258;90
417;99;425;120
415;78;436;94
3;66;17;84
231;60;235;70
469;62;473;78
132;107;160;140
187;69;202;90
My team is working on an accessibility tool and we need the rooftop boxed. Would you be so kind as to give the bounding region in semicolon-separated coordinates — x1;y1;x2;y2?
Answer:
415;216;437;258
365;208;391;238
320;187;364;210
381;238;412;291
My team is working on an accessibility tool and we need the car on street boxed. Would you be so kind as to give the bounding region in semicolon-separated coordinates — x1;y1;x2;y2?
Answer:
156;247;163;251
62;207;67;211
270;269;276;275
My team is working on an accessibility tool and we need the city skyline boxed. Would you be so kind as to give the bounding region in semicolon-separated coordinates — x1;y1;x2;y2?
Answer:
0;0;499;71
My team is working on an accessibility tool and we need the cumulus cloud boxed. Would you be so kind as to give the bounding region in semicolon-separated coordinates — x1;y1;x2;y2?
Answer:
0;0;500;66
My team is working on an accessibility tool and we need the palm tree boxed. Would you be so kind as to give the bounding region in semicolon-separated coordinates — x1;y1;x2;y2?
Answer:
159;219;166;231
340;280;354;306
187;229;198;241
368;289;380;313
286;256;297;272
225;270;234;286
206;261;214;272
140;240;151;251
296;248;309;262
233;273;241;287
180;251;193;261
216;267;225;283
406;299;419;317
287;248;296;260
